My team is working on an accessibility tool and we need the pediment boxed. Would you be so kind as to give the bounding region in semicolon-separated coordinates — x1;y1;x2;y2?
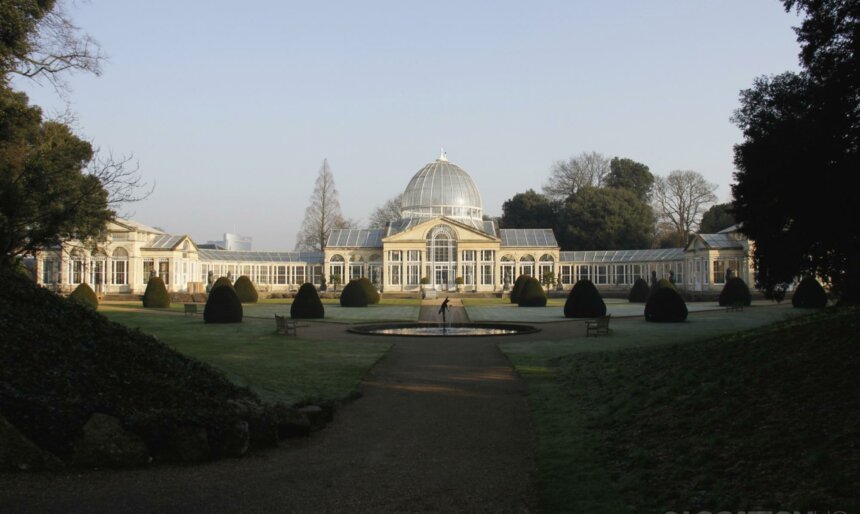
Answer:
382;216;499;244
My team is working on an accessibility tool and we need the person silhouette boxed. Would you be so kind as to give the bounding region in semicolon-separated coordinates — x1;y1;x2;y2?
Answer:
438;297;450;324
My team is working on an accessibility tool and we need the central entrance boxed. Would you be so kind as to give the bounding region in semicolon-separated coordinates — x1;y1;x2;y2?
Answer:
427;225;457;291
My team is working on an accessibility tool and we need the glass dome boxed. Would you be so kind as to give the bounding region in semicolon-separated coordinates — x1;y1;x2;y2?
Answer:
401;153;483;225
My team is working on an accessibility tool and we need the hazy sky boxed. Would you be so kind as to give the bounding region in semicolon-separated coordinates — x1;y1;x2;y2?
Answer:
16;1;803;250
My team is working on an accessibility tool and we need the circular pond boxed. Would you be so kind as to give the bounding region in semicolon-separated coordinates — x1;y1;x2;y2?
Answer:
349;322;539;337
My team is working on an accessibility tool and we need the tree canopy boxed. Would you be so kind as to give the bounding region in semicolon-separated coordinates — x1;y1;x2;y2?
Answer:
732;0;860;303
605;157;654;201
699;202;735;233
368;193;403;228
543;151;610;201
653;170;717;245
500;189;556;229
557;187;654;250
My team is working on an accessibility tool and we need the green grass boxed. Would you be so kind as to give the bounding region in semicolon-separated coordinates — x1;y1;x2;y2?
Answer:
500;305;819;513
103;311;391;406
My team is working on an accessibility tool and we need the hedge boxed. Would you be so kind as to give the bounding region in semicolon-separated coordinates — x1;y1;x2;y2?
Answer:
628;278;650;303
204;285;243;323
291;283;324;319
510;275;529;304
792;277;827;308
719;277;752;307
142;276;170;308
69;283;98;310
233;276;258;303
340;280;369;307
564;279;606;318
517;276;547;307
644;286;688;322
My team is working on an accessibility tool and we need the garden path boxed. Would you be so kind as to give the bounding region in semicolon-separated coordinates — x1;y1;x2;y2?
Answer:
0;320;539;513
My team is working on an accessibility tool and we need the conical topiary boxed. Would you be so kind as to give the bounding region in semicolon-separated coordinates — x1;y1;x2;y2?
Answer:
564;279;606;318
142;276;170;308
791;277;827;308
233;275;258;303
510;275;529;304
340;279;369;307
204;284;243;323
355;277;380;305
291;283;324;319
69;283;98;310
628;278;650;303
719;277;752;306
517;276;547;307
211;276;232;291
644;286;688;322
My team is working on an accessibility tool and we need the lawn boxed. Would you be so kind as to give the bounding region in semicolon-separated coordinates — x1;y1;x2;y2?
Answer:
103;311;391;406
499;305;827;513
101;299;421;323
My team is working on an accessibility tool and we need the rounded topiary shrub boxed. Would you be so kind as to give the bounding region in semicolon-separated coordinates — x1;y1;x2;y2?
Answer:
340;279;369;307
792;277;827;308
518;276;547;307
651;277;676;293
564;279;606;318
142;276;170;308
291;283;324;319
644;286;688;322
510;275;529;304
355;277;380;305
204;285;243;323
719;277;752;307
210;276;233;291
628;278;650;303
69;283;98;309
233;275;258;303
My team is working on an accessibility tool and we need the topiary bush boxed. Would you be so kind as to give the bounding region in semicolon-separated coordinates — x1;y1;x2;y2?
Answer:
517;276;547;307
645;286;688;322
355;277;380;305
68;283;98;310
564;279;606;318
204;285;243;323
719;277;752;306
233;276;258;304
792;277;827;308
291;283;324;319
340;279;369;307
210;276;232;291
510;275;529;304
142;276;170;308
628;278;650;303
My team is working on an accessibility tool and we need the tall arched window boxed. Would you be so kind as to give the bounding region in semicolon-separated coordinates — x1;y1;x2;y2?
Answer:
111;248;128;285
426;225;457;290
538;254;555;286
329;254;345;285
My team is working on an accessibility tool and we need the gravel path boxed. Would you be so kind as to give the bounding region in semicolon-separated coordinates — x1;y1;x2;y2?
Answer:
0;321;537;513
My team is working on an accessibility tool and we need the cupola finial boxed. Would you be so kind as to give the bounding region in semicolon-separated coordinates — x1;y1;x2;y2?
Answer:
439;148;448;162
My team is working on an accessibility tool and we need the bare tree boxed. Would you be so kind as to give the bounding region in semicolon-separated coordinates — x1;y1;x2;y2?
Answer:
296;159;353;252
652;170;718;244
3;1;105;95
543;151;610;201
368;193;403;228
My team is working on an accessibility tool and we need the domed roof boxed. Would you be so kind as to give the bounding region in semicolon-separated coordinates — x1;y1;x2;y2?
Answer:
401;152;483;225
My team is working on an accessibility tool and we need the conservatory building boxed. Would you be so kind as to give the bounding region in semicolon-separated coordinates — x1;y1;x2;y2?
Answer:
34;153;754;296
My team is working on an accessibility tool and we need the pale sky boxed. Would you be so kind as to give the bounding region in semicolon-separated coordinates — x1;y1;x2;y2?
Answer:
16;1;803;250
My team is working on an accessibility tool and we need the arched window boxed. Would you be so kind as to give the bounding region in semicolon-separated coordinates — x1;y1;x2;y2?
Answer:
91;250;107;286
329;254;345;285
519;255;535;277
69;250;85;284
349;255;365;280
111;248;129;285
538;254;555;285
426;225;457;289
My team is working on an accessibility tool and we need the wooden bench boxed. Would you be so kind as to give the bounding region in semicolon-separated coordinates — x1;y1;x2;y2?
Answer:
585;315;611;337
274;314;298;336
184;303;198;316
726;302;745;312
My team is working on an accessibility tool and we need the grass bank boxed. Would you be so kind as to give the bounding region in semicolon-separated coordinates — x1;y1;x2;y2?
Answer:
500;306;855;512
103;312;391;405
